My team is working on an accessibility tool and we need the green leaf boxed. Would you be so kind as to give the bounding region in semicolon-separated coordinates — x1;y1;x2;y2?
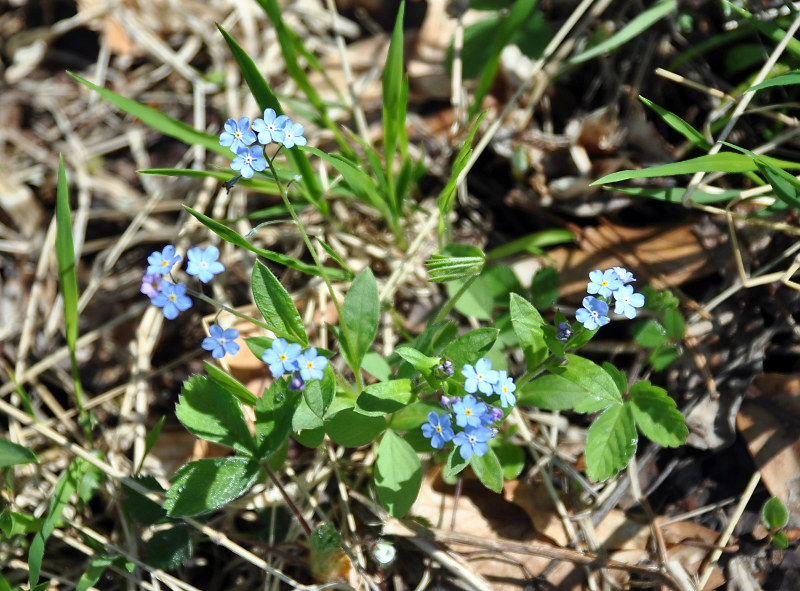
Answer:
292;397;325;447
55;155;78;351
509;293;548;370
69;73;225;156
340;268;379;373
585;403;637;481
389;401;443;431
567;0;675;65
593;152;800;185
394;346;440;381
175;375;257;455
146;525;193;570
649;346;680;371
633;320;668;348
362;351;392;381
772;530;789;549
251;260;308;346
639;95;710;150
615;186;741;204
375;430;422;517
550;354;623;411
492;441;525;480
185;206;351;281
447;275;494;319
29;459;88;586
122;477;168;526
0;511;44;537
761;496;789;529
324;398;387;447
469;0;538;118
602;362;628;398
382;1;407;167
516;373;602;411
255;380;301;460
165;457;261;516
629;382;687;448
356;380;414;417
531;266;560;310
141;416;165;473
662;308;685;340
425;253;485;283
442;448;469;480
486;229;573;260
76;555;134;591
204;362;258;407
470;447;504;493
309;522;344;581
0;439;38;467
442;328;499;371
747;70;800;93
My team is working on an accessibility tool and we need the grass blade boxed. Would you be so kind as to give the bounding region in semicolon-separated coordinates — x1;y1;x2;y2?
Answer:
567;0;676;65
639;95;710;150
68;72;226;156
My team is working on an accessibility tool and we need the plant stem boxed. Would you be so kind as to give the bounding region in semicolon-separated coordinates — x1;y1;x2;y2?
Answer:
183;286;271;331
432;274;479;325
263;462;313;536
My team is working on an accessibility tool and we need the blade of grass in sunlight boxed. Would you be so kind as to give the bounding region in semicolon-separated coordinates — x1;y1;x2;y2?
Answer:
746;69;800;93
383;1;408;212
68;72;226;156
139;168;280;193
184;206;352;281
566;0;676;65
724;2;800;60
593;152;800;185
55;155;86;422
216;25;324;211
639;96;711;151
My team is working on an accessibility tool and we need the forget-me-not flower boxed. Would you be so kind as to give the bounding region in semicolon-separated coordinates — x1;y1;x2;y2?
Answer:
587;269;622;298
262;338;303;378
140;273;164;298
151;281;192;320
288;371;306;392
453;425;492;460
557;322;572;343
493;370;517;408
452;394;487;428
280;121;307;149
576;296;610;330
202;324;240;359
146;245;181;276
421;412;455;449
613;284;645;319
297;347;328;381
186;246;225;283
219;117;256;153
613;266;636;284
231;145;267;179
252;109;289;145
461;358;499;395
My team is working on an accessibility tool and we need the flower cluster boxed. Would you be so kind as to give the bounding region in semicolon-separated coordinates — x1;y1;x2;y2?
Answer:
141;245;238;357
576;267;644;330
262;338;328;392
422;357;516;460
219;110;307;179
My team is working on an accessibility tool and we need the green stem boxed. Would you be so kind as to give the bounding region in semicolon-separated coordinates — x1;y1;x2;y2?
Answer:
184;286;271;331
432;274;479;324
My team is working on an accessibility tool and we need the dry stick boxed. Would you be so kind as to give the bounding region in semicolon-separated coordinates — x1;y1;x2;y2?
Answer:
698;471;761;590
680;11;800;207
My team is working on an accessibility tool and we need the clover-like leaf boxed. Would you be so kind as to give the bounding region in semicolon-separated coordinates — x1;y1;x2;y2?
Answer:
629;381;687;448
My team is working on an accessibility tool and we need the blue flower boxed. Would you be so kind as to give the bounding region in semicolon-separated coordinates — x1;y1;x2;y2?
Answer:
146;245;181;276
613;266;636;284
261;338;303;378
252;109;289;145
613;285;645;319
557;321;572;343
486;405;504;423
231;145;267;179
140;273;164;298
453;425;492;460
202;324;240;359
151;281;192;319
421;412;454;449
288;371;306;392
461;358;499;395
493;370;517;408
452;394;487;428
280;121;307;149
587;269;622;298
576;296;610;330
186;246;225;283
297;347;328;381
219;117;256;153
